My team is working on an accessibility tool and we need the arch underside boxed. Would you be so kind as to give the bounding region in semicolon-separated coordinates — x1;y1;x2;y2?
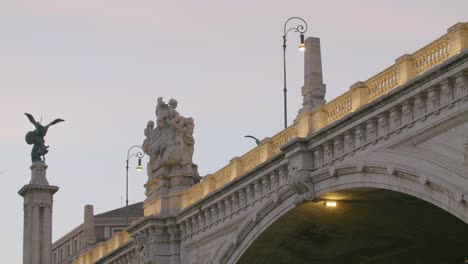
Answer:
225;155;468;264
236;187;468;264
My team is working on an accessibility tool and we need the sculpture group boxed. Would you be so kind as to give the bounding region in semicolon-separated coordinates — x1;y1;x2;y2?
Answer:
143;97;198;179
24;113;64;162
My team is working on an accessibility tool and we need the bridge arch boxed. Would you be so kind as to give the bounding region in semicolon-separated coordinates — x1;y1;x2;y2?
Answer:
223;156;468;264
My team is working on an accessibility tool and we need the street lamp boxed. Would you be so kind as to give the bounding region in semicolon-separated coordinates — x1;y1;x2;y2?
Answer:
244;135;261;145
282;17;308;128
125;145;145;226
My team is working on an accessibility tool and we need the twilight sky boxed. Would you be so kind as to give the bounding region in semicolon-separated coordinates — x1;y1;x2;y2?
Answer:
1;0;467;262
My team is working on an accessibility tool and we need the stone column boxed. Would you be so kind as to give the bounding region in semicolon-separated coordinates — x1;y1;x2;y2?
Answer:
83;205;96;250
299;37;326;114
18;161;59;264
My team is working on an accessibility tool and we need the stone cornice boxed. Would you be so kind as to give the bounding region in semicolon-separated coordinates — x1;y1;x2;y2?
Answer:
18;184;59;196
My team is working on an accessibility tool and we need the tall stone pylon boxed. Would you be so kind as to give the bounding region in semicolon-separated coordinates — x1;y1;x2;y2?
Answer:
18;161;59;264
299;37;326;114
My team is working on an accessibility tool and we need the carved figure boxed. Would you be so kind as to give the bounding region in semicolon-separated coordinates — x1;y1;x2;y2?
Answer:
24;113;64;162
143;97;198;179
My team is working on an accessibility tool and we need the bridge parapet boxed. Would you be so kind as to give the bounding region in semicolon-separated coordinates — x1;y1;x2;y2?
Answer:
181;125;298;208
73;231;131;264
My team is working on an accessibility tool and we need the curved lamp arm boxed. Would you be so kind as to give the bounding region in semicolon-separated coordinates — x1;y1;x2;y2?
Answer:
283;17;308;40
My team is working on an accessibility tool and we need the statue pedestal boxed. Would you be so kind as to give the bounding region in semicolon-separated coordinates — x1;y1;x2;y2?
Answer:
144;166;201;217
18;162;59;264
29;161;49;185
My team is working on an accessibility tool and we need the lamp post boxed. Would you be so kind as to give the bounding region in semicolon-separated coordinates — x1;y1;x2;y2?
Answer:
282;17;308;128
125;145;145;226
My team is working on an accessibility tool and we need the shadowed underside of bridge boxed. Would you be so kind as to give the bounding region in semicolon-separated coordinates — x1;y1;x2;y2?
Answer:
238;188;468;264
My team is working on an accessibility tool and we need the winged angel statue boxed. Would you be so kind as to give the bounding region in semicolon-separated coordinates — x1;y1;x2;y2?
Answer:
25;113;64;162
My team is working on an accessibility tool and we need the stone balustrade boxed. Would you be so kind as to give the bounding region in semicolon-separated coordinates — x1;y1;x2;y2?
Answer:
181;125;297;209
178;161;290;241
73;231;131;264
307;69;468;171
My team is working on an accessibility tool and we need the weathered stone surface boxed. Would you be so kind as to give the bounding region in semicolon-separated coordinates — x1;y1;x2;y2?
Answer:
143;97;198;180
18;162;59;264
142;97;200;217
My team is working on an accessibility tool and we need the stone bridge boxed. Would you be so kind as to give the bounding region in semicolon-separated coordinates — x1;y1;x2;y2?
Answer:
74;22;468;264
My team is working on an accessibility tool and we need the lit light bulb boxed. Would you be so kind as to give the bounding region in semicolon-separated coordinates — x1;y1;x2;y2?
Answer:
298;43;305;51
298;33;305;51
136;158;143;171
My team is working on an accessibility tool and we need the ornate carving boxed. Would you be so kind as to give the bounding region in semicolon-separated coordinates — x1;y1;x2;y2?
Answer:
198;213;205;229
288;165;314;205
224;198;232;216
192;215;199;231
180;222;187;238
279;165;289;185
334;137;344;160
455;72;468;100
378;113;389;138
313;147;323;167
344;130;355;153
390;107;401;132
427;87;440;114
366;119;377;143
238;188;247;209
440;79;454;107
415;93;426;120
270;171;279;190
134;230;153;264
167;225;181;242
204;210;212;226
356;125;366;148
253;180;261;202
217;201;225;220
245;185;253;205
324;143;334;163
401;100;413;127
24;113;64;162
231;194;239;213
187;218;193;235
210;206;218;222
261;177;270;197
143;97;199;180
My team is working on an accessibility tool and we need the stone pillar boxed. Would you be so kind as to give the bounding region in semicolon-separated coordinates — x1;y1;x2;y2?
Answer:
299;37;326;114
83;205;96;250
448;22;468;56
18;161;59;264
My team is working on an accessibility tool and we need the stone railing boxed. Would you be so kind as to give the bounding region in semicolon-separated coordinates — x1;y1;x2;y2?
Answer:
306;62;468;173
271;125;297;155
413;35;451;75
177;22;468;211
178;161;291;241
367;65;399;101
324;92;353;123
72;231;131;264
325;22;468;118
181;125;297;208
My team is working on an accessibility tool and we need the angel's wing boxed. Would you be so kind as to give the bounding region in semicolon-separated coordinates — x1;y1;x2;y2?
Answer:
46;118;65;127
24;113;37;125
